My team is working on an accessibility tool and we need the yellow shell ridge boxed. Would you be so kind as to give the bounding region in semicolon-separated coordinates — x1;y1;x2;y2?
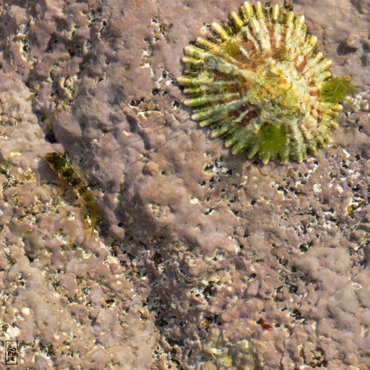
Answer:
178;1;352;164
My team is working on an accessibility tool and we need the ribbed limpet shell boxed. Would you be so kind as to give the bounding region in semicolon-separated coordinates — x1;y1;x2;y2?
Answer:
178;1;344;164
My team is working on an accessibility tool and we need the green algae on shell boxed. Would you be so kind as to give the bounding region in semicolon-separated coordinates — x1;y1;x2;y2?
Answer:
178;1;353;164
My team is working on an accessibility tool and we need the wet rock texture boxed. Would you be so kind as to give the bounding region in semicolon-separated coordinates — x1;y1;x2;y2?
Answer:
0;0;369;369
0;74;157;368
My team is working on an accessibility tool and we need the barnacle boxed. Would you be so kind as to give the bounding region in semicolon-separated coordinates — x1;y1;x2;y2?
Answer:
178;1;354;163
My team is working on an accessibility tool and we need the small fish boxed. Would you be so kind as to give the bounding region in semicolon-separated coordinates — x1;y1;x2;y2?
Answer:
45;152;97;232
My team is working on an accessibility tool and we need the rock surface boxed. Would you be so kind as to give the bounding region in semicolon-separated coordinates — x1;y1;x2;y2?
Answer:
0;0;369;369
0;73;157;369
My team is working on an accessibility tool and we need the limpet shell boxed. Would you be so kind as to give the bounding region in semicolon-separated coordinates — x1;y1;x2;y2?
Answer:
178;1;345;164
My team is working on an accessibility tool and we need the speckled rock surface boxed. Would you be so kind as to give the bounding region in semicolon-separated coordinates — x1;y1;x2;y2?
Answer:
0;74;157;368
0;0;369;369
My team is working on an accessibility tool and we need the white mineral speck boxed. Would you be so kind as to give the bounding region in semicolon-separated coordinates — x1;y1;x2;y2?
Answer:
342;148;351;158
336;184;344;193
21;307;30;316
313;183;322;193
7;325;20;337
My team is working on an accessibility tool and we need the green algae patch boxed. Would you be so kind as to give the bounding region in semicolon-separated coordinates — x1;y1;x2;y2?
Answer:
320;76;356;103
259;124;287;161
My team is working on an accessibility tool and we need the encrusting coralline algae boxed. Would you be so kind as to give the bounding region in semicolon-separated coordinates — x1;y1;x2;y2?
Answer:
0;0;369;369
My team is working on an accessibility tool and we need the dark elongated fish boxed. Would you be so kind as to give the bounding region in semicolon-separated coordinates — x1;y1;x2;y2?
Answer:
45;152;97;232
